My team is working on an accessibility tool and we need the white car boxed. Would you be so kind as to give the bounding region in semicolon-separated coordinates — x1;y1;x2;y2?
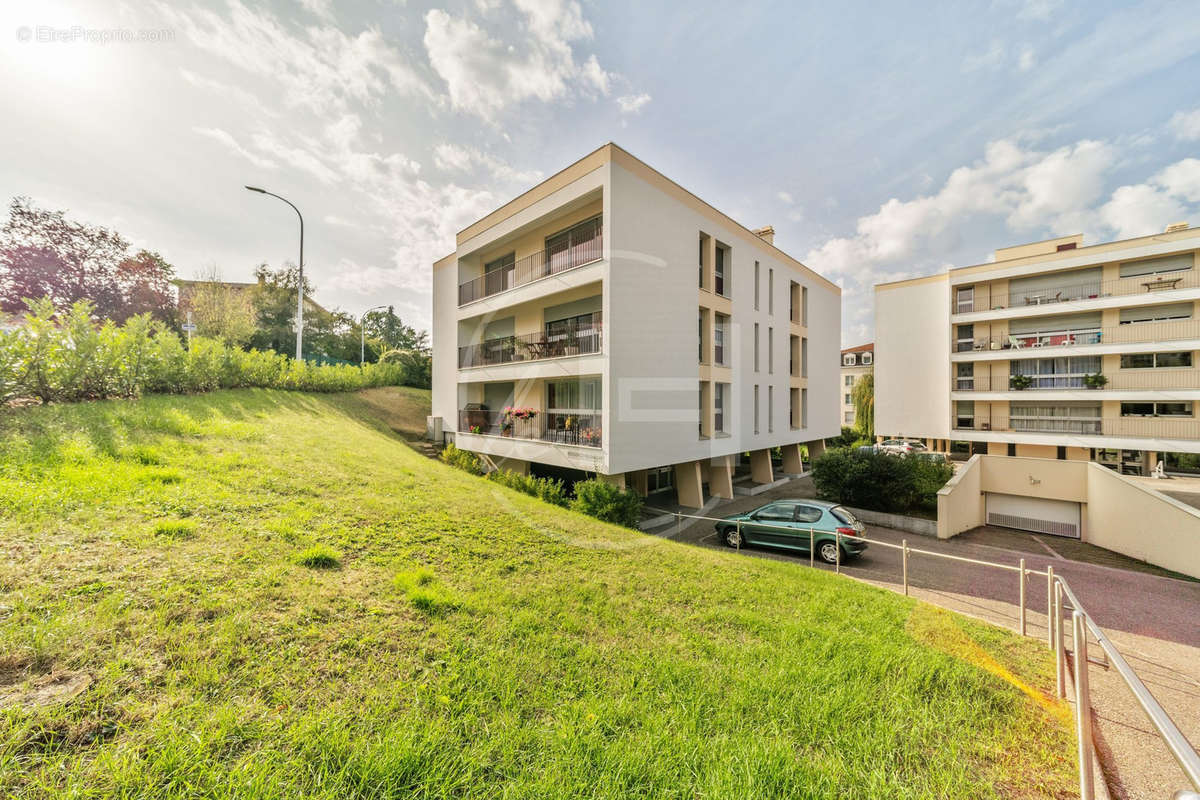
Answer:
878;439;927;455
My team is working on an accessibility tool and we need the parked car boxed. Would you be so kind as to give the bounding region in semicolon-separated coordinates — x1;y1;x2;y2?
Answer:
915;451;950;465
715;499;867;563
855;444;880;455
879;439;927;455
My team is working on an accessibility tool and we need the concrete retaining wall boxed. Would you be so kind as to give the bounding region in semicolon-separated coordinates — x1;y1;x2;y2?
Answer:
846;506;938;537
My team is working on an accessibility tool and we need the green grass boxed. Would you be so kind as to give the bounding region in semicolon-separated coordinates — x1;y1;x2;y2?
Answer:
0;388;1076;798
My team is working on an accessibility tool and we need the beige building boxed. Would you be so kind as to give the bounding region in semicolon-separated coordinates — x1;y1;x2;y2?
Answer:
430;143;842;508
876;224;1200;485
840;343;873;427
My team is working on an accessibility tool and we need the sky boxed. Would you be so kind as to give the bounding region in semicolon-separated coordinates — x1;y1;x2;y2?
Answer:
2;0;1199;345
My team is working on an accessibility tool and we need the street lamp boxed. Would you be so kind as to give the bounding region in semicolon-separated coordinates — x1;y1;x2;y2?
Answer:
245;186;305;361
360;304;387;365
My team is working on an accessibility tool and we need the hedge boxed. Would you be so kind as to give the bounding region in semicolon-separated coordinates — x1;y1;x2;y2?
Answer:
811;447;953;515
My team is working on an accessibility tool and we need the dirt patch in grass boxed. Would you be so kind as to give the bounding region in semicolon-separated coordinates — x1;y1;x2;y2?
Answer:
0;671;91;710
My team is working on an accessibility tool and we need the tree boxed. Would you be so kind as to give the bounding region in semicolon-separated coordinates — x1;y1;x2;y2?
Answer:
0;197;129;317
182;268;257;346
363;306;429;357
114;249;176;323
852;370;875;439
248;263;313;355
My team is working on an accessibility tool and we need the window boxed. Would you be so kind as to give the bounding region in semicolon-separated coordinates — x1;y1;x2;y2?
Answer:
1057;446;1067;460
1118;253;1194;278
714;382;728;433
955;362;974;391
768;386;774;433
1119;303;1192;324
647;466;674;493
955;400;975;429
802;286;808;326
843;353;856;367
845;393;852;404
698;308;710;363
546;378;602;440
1056;242;1077;252
1121;402;1193;417
1011;356;1102;389
715;243;729;297
698;233;709;289
545;216;601;273
1007;443;1016;457
754;261;760;309
754;385;760;434
756;503;796;522
801;338;808;378
795;505;822;523
801;388;808;427
714;313;729;366
768;327;774;373
698;381;706;437
1121;352;1193;369
485;252;515;273
844;411;854;424
698;310;704;363
955;286;974;313
753;323;760;372
768;268;774;314
862;352;872;365
845;375;854;386
1009;404;1101;434
955;324;975;353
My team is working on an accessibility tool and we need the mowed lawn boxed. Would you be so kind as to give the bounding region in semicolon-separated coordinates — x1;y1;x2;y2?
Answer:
0;389;1076;798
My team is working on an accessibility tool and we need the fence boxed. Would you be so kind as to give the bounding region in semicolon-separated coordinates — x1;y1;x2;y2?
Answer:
668;510;1200;800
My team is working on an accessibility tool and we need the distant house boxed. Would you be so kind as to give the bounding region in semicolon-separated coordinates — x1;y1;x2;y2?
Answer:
840;343;873;426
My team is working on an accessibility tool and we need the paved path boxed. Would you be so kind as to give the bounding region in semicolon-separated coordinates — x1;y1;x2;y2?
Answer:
668;514;1200;798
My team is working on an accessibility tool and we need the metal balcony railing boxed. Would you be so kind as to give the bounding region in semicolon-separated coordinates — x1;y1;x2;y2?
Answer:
955;371;1200;392
458;321;602;368
458;230;603;306
952;415;1200;439
458;409;602;448
952;268;1200;314
957;319;1200;353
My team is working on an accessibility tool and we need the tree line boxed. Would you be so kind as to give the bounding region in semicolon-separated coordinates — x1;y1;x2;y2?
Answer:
0;197;430;382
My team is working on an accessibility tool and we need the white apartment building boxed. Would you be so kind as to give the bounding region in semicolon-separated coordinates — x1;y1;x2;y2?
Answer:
431;143;841;508
840;343;873;427
876;224;1200;477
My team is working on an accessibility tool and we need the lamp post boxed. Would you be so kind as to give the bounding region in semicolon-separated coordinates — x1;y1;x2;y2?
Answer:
360;304;387;365
245;186;304;361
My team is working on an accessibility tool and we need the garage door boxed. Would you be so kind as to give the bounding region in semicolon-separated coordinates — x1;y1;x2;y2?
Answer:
985;493;1081;538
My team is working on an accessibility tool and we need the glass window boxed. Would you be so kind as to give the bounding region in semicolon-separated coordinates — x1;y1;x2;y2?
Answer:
1119;302;1192;324
955;286;974;313
1121;402;1155;417
756;503;795;522
862;352;872;365
714;314;728;365
1156;351;1193;367
1120;353;1155;369
714;382;727;433
484;252;515;273
955;324;975;353
1157;402;1193;417
754;261;760;309
1118;253;1194;278
795;505;823;523
845;375;854;386
714;244;728;296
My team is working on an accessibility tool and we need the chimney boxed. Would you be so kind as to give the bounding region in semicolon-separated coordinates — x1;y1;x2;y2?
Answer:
1165;221;1190;233
752;225;775;246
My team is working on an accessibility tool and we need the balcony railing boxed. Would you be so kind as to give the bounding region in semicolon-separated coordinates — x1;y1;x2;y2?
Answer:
458;409;602;448
458;322;602;368
458;231;603;306
957;319;1200;352
952;415;1200;440
952;268;1200;314
955;371;1200;392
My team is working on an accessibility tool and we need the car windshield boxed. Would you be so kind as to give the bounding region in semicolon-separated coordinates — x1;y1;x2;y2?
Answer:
831;506;859;525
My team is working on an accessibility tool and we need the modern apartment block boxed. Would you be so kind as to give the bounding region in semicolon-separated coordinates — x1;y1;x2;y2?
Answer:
876;224;1200;476
840;343;873;427
431;143;840;508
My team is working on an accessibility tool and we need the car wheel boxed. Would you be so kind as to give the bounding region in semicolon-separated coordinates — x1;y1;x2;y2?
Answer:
722;526;744;548
817;541;841;564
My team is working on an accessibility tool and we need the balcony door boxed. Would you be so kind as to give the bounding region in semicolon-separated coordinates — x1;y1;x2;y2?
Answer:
546;216;602;274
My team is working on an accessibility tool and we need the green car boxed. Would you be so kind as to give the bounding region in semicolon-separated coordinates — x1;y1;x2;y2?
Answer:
715;499;867;563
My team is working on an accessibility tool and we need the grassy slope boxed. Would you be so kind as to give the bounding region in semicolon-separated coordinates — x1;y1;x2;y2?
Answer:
0;389;1075;799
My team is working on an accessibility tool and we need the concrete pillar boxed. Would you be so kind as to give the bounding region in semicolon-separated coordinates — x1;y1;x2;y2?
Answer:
697;458;712;488
627;469;648;497
599;472;626;490
781;442;804;474
675;460;705;509
806;439;826;463
495;457;529;475
750;448;774;484
708;455;734;499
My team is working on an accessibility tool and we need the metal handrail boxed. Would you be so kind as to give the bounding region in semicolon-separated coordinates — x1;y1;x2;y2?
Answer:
458;321;602;368
951;269;1200;314
955;371;1200;392
457;227;603;306
667;508;1200;797
956;319;1200;353
954;415;1200;440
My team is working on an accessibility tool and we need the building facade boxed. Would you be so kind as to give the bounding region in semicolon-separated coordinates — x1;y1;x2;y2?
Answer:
431;143;841;508
875;225;1200;476
840;343;873;427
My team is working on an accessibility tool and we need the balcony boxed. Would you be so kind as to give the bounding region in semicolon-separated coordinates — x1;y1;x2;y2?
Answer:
458;222;602;306
459;321;602;368
953;415;1200;440
958;319;1200;353
458;408;602;448
953;268;1200;314
955;371;1200;392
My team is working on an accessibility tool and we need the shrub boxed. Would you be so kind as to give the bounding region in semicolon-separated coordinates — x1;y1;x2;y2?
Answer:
440;443;483;475
811;448;952;514
825;426;860;448
293;544;341;569
570;479;643;528
486;469;569;507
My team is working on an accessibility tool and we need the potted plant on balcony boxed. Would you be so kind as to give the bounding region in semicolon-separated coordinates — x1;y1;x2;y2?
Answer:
1009;374;1033;390
502;406;538;436
1084;373;1108;390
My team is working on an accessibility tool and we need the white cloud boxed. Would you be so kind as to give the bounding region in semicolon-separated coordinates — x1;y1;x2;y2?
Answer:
249;130;339;184
297;0;335;22
193;127;278;169
179;69;264;111
159;1;430;112
1017;45;1037;71
1098;184;1186;240
423;0;617;122
1168;108;1200;141
432;143;543;184
1158;158;1200;202
616;92;652;115
964;41;1006;72
1015;0;1063;20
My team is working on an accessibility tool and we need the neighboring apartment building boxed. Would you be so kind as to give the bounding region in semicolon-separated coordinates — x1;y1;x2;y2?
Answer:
840;343;873;427
431;143;841;508
875;223;1200;478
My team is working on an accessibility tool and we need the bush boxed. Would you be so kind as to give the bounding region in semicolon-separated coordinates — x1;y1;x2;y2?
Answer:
486;469;569;507
570;479;643;528
0;298;417;404
293;544;341;569
440;443;483;475
825;426;860;448
811;448;953;515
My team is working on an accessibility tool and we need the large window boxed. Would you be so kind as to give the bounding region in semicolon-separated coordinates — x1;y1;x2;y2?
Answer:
955;324;974;353
1010;404;1101;434
715;243;730;297
714;313;729;366
714;382;728;433
545;216;602;273
1120;352;1193;369
1118;253;1194;278
955;286;974;313
1011;356;1101;389
955;400;975;429
1121;402;1193;417
547;378;601;414
1119;303;1192;324
955;362;974;390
